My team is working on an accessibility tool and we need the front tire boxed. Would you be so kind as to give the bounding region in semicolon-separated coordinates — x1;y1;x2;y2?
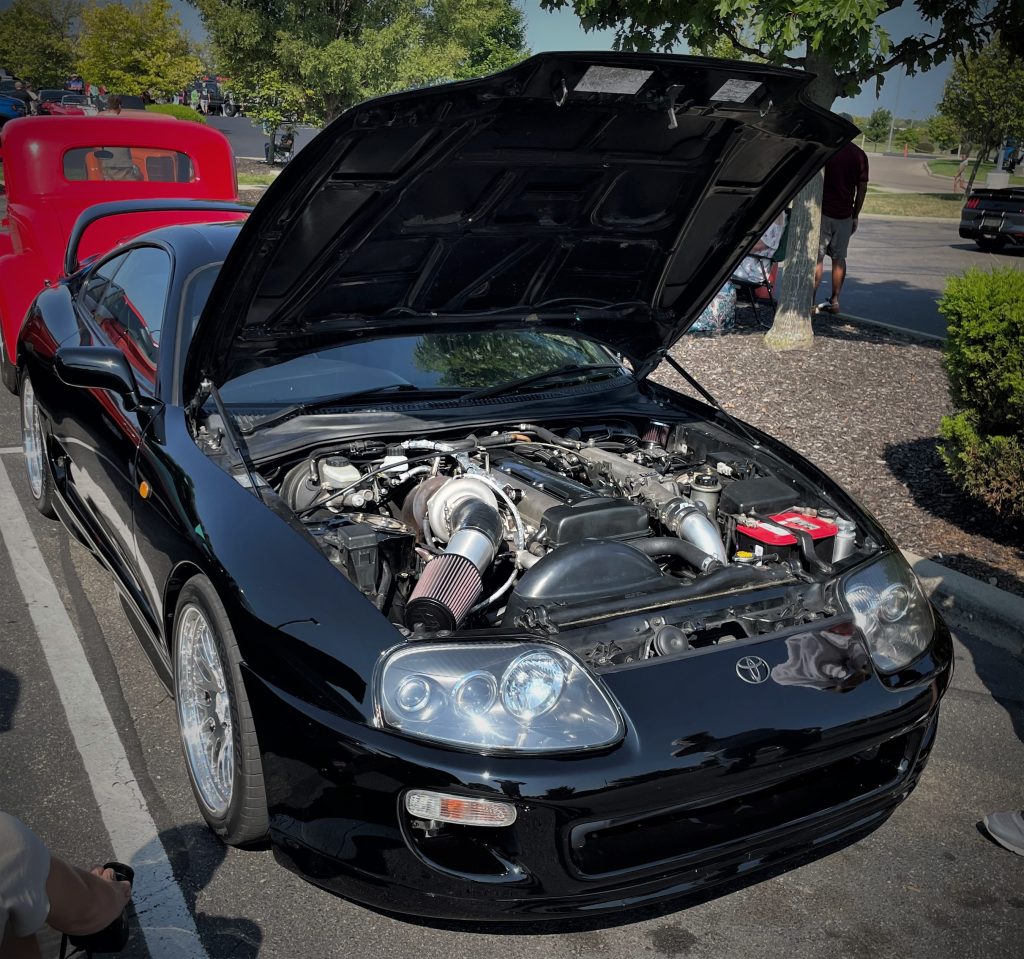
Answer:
20;372;55;517
173;575;268;846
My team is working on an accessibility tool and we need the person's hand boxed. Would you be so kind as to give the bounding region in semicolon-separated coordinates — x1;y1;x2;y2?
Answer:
851;216;859;235
89;866;132;903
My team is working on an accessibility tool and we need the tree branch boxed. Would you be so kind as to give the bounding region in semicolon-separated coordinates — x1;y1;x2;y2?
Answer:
719;22;799;65
847;18;996;85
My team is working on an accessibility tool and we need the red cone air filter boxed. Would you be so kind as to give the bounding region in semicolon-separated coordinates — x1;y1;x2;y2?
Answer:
407;554;483;630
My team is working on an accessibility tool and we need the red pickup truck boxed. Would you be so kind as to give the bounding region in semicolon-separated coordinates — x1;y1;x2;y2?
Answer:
0;114;244;392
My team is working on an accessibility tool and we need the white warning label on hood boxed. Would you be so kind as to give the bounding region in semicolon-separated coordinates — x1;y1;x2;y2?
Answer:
710;78;762;103
574;66;653;95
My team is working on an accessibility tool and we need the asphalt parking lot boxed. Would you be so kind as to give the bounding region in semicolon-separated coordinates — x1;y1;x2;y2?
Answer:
0;380;1021;958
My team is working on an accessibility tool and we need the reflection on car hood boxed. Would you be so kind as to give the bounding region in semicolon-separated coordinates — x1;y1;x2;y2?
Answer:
186;51;854;398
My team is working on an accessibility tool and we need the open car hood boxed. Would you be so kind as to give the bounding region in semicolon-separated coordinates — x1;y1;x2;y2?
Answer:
186;52;854;398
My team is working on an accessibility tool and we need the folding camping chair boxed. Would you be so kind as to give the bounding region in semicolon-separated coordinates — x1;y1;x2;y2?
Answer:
731;211;791;326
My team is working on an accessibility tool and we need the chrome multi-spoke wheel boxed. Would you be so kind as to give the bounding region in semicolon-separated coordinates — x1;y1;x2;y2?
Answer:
172;576;267;844
21;376;44;499
176;603;234;817
19;373;54;517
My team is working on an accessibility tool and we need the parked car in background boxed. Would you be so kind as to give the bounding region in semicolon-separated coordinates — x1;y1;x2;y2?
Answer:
0;92;28;127
95;94;148;114
960;187;1024;250
11;53;952;922
37;90;97;116
187;78;225;114
0;114;242;392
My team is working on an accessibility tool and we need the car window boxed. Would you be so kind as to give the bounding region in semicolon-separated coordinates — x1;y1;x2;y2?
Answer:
81;252;128;312
91;247;170;381
63;147;196;183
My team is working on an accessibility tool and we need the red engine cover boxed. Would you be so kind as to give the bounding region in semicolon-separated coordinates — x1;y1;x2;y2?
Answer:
736;511;838;546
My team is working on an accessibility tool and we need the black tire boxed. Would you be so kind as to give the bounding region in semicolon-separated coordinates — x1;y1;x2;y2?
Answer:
975;236;1007;252
19;371;56;517
172;575;268;846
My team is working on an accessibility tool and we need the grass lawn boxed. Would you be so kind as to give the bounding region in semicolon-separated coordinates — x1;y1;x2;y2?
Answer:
862;188;963;218
927;158;1024;187
237;173;278;187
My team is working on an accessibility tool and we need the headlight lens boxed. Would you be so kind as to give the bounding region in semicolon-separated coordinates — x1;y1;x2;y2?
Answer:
377;642;623;752
841;553;934;671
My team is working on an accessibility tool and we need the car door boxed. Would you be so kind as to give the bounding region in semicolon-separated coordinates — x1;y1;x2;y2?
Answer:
61;245;170;603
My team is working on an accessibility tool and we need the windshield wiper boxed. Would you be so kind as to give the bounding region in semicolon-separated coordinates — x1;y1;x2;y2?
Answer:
237;384;465;433
462;363;628;402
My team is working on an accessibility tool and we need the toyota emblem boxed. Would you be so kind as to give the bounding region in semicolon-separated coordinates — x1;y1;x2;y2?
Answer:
735;655;770;684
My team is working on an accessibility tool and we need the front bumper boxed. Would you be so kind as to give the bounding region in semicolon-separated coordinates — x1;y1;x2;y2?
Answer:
245;617;953;920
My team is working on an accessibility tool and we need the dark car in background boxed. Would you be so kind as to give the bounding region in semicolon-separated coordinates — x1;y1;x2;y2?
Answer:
960;187;1024;251
95;94;148;113
14;53;952;921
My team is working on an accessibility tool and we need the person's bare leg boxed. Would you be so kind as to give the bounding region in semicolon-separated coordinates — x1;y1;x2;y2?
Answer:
814;255;824;303
829;256;847;309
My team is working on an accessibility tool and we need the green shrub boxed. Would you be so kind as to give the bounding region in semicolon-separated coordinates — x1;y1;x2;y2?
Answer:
937;267;1024;518
145;104;206;124
939;413;1024;518
916;140;935;153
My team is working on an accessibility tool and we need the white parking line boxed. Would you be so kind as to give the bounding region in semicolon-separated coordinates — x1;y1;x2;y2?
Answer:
0;446;20;455
0;461;209;959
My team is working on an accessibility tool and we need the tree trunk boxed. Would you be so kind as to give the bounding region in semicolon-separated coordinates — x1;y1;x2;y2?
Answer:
764;171;824;351
764;47;840;352
965;140;990;195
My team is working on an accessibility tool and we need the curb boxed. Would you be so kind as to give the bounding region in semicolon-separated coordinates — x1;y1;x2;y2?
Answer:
902;550;1024;656
829;309;945;343
859;212;961;224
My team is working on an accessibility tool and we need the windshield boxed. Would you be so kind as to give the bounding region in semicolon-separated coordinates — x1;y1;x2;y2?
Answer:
215;331;622;406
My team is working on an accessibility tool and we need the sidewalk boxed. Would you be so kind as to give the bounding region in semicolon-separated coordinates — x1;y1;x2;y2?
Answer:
904;551;1024;656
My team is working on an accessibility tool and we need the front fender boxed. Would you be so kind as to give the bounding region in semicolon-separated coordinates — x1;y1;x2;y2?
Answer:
154;406;400;720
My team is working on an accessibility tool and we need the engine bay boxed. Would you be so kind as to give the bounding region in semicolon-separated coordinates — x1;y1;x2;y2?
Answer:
254;417;876;670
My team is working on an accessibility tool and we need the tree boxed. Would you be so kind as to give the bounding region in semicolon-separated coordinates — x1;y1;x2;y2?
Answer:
939;38;1024;193
542;0;1013;350
926;112;962;151
893;125;919;150
78;0;200;97
863;107;892;145
0;0;80;88
192;0;529;125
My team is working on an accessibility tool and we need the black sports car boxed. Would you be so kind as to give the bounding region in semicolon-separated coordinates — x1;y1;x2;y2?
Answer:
17;52;952;920
959;186;1024;251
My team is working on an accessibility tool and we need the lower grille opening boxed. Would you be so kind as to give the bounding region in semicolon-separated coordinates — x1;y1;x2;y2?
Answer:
570;732;915;878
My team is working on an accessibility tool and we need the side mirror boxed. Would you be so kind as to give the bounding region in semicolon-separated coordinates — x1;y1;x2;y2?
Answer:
55;346;143;411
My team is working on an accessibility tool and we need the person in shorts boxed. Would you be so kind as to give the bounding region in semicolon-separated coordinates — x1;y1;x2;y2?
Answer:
815;140;869;315
0;811;131;957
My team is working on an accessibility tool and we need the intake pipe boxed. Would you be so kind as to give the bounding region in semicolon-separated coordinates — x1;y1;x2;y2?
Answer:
407;499;504;631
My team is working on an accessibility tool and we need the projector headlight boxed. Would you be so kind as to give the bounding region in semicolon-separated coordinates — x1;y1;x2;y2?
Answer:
376;642;623;753
841;553;934;671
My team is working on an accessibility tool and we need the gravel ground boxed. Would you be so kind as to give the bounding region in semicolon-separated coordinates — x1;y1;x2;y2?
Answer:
656;305;1024;597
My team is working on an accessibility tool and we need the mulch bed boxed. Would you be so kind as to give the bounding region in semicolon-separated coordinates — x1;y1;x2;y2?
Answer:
655;303;1024;598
